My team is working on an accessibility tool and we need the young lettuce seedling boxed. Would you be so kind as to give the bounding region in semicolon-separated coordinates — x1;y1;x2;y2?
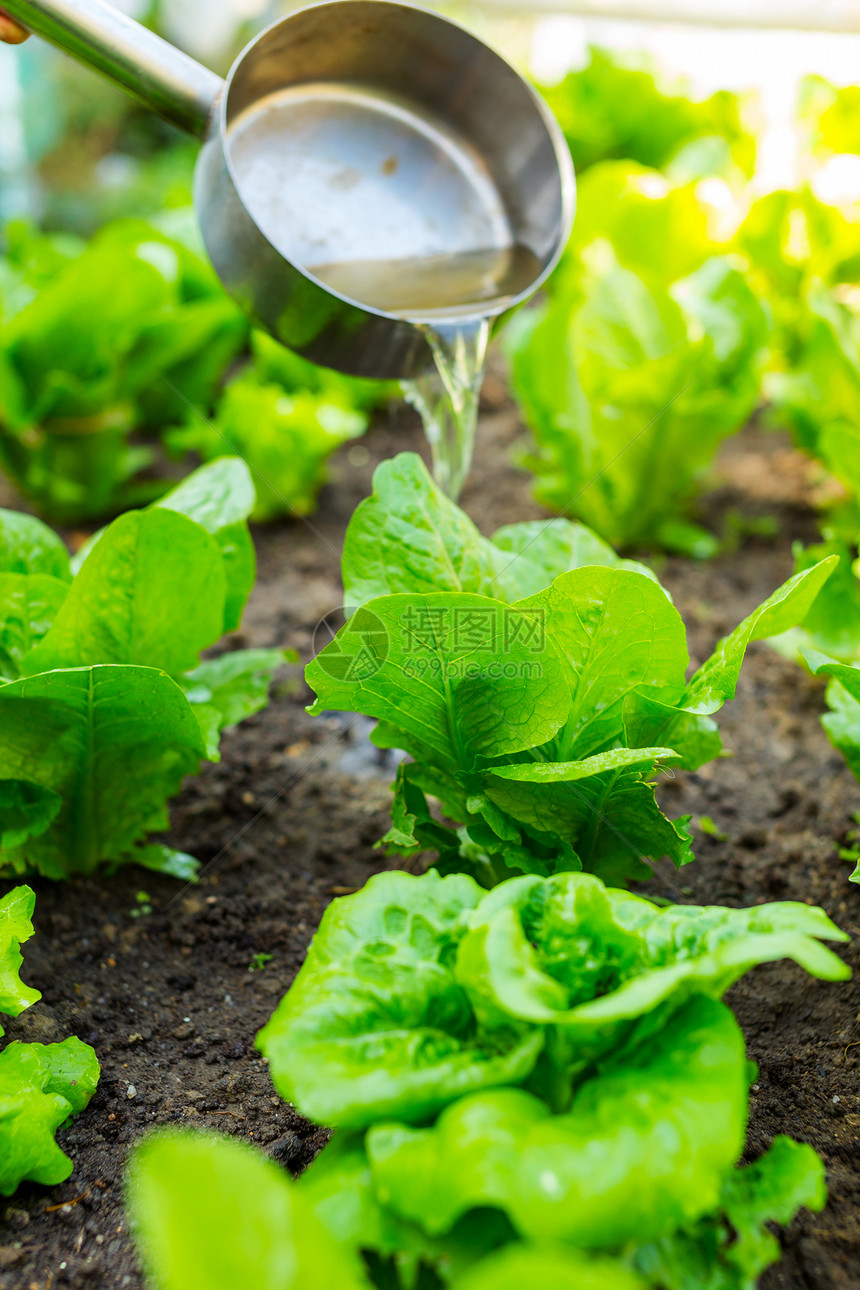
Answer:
310;454;836;885
0;886;99;1195
0;458;291;879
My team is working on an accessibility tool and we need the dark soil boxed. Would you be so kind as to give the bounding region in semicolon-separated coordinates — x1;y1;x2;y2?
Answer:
0;379;858;1290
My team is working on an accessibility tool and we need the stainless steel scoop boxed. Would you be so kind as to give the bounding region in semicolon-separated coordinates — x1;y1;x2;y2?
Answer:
3;0;575;378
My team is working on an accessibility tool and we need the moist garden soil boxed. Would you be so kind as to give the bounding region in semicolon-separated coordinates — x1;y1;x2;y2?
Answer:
0;371;858;1290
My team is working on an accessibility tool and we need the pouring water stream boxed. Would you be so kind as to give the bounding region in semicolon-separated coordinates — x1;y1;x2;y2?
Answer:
309;243;543;499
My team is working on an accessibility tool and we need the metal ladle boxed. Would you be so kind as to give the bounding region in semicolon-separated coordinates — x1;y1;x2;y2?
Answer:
2;0;574;378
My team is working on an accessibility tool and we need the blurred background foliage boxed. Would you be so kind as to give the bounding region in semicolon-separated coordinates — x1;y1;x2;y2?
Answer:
1;0;860;571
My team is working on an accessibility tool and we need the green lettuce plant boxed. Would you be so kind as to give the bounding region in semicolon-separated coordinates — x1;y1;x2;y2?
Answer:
126;1123;823;1290
257;868;847;1129
309;453;834;885
797;74;860;162
0;885;99;1195
0;218;247;522
0;458;289;878
537;48;755;179
254;868;841;1287
163;329;392;522
506;231;768;556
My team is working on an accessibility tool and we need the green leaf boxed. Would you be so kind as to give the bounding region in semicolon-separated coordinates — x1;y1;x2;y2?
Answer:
306;594;570;773
455;873;848;1073
166;376;365;522
0;1037;99;1195
541;51;753;178
0;884;40;1022
24;509;226;678
256;869;543;1129
127;1129;369;1290
0;508;70;580
189;704;223;763
341;453;648;608
0;665;207;878
802;648;860;699
622;690;723;771
568;163;714;285
342;453;507;605
5;240;176;423
184;648;292;731
800;649;860;782
454;1246;647;1290
506;241;765;552
685;559;838;714
633;1136;826;1289
366;998;748;1248
483;763;694;885
514;567;687;761
0;781;62;852
155;456;255;531
212;521;255;634
135;845;201;882
299;1133;506;1280
377;763;464;865
771;540;860;663
0;572;68;679
490;519;658;592
73;460;257;634
485;746;678;780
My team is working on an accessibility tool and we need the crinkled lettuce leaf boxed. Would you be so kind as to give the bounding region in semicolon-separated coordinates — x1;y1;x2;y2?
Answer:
258;869;846;1130
633;1135;826;1289
257;870;542;1129
0;1036;99;1195
0;884;40;1023
307;593;570;773
456;871;847;1076
310;558;833;883
367;998;747;1248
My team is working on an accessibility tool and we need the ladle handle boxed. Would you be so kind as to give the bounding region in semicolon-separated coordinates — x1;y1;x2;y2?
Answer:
1;0;223;138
